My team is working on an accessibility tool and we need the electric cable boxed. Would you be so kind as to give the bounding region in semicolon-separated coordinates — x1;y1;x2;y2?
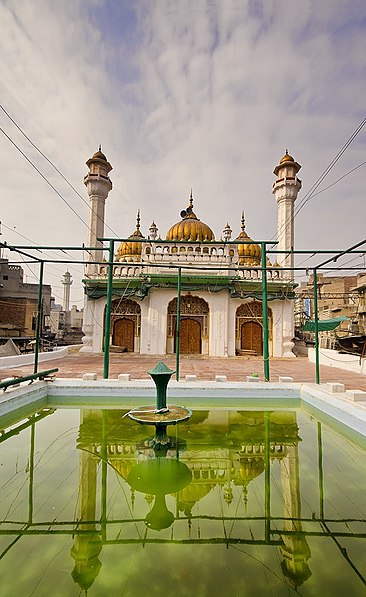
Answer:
0;104;119;237
271;116;366;263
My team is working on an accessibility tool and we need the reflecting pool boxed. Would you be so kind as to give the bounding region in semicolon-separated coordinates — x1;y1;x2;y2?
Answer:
1;406;366;596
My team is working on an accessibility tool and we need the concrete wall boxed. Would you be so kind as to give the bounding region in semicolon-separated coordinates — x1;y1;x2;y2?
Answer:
308;347;366;376
0;346;70;370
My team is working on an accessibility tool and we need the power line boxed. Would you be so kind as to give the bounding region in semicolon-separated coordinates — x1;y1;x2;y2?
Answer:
0;127;91;231
272;116;366;253
0;104;119;238
0;221;81;275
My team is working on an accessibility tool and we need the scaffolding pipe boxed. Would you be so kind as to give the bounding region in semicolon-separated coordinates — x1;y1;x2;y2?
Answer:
261;243;270;381
313;268;320;384
33;260;44;374
103;240;115;379
176;267;182;381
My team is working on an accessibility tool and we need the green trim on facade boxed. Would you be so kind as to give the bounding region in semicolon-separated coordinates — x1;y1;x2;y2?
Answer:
83;274;296;301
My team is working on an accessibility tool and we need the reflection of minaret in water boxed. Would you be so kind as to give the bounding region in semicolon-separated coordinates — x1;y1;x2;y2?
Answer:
71;410;102;593
280;442;311;588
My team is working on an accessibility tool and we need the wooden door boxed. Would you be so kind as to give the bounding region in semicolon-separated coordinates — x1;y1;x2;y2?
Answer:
113;318;134;352
241;321;263;355
179;318;201;354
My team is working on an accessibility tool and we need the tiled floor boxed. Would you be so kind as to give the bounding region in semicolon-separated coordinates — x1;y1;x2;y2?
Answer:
1;352;366;391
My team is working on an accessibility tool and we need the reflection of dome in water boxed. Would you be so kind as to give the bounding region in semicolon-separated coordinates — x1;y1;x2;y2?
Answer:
236;211;261;266
116;210;145;261
166;191;215;242
177;483;213;515
239;457;265;482
71;534;102;591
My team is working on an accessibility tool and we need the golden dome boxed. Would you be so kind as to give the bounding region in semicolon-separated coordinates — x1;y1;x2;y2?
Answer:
280;149;295;164
166;191;215;242
116;211;145;262
236;212;261;266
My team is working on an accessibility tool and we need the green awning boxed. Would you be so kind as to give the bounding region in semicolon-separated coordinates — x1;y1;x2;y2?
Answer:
303;316;348;332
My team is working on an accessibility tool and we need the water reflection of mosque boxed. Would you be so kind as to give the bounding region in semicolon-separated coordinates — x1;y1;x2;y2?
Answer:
72;409;311;592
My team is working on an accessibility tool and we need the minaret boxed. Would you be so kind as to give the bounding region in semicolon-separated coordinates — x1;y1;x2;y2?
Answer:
223;223;232;242
149;221;158;240
272;151;301;277
84;147;113;274
61;270;72;312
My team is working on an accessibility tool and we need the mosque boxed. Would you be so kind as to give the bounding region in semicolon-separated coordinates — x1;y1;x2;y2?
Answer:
81;149;302;357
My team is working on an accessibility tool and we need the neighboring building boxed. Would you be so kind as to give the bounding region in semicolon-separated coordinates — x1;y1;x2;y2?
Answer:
352;274;366;335
82;149;302;357
295;273;366;347
0;258;51;341
45;276;83;344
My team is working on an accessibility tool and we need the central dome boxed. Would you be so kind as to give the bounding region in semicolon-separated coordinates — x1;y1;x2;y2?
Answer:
166;192;215;242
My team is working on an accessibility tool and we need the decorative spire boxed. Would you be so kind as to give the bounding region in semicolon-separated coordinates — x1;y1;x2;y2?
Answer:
136;209;140;231
189;189;193;208
241;210;246;232
99;144;102;151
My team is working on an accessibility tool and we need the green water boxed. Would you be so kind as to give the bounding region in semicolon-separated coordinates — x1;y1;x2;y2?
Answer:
1;406;366;596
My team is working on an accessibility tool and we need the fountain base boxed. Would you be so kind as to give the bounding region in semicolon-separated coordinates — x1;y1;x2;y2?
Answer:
128;404;192;425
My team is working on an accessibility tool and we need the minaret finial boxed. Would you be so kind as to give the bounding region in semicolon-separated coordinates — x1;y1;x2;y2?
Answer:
189;189;193;208
99;144;102;151
285;148;288;155
136;209;140;230
241;210;245;232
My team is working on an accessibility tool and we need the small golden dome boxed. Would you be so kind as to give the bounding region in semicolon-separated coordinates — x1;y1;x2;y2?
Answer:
92;149;107;161
236;212;261;266
166;191;215;242
116;211;145;261
280;149;294;164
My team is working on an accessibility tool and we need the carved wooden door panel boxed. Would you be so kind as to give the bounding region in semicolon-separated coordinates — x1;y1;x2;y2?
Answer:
179;318;201;354
113;318;134;351
241;321;263;355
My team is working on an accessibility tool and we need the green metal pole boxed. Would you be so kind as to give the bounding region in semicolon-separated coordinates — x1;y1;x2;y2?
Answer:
313;268;320;384
317;421;324;519
33;260;44;374
264;411;271;542
175;267;181;381
101;411;107;542
103;240;114;379
28;422;35;525
261;244;270;381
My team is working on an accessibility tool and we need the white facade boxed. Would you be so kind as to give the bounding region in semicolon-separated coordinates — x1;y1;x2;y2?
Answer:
82;150;301;358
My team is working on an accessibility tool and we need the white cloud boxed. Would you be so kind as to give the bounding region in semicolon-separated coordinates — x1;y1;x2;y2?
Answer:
1;0;366;301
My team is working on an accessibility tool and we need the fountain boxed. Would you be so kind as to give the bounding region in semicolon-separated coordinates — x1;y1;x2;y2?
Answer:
127;361;192;449
126;361;193;529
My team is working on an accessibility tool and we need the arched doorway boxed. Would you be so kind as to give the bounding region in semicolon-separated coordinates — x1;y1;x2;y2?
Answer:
235;302;272;356
113;318;135;352
179;318;202;354
167;294;209;355
241;321;263;355
105;299;141;353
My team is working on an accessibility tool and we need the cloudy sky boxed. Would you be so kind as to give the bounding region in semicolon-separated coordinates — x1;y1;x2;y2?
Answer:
1;0;366;305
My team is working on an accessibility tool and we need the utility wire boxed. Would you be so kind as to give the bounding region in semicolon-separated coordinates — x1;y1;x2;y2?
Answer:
1;104;119;237
1;221;81;274
272;116;366;253
0;127;91;231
